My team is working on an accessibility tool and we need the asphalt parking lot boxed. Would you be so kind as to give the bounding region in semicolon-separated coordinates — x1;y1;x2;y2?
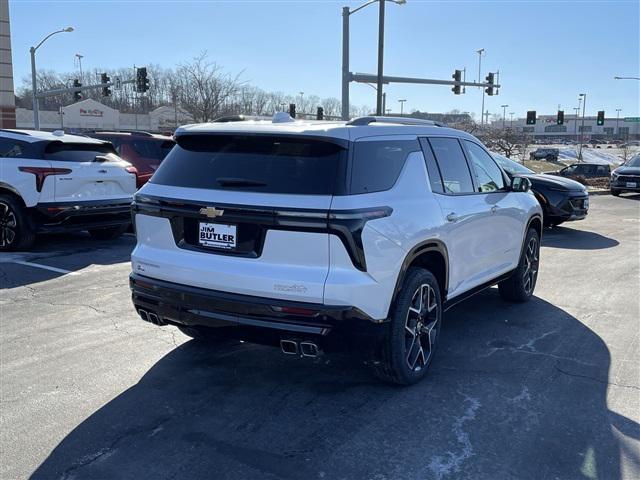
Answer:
1;194;639;480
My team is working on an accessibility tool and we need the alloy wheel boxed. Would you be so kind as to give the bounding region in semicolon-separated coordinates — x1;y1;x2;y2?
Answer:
404;283;439;372
0;202;17;248
522;236;539;295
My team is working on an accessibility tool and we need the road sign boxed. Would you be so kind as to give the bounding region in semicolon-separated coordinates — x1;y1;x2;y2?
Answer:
623;117;640;122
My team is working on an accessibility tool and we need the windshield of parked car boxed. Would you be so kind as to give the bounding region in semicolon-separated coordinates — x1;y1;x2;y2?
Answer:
625;155;640;167
491;152;534;175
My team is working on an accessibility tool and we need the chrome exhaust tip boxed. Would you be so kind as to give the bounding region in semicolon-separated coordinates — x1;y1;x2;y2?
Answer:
148;312;160;325
138;309;149;321
300;341;319;358
280;339;299;355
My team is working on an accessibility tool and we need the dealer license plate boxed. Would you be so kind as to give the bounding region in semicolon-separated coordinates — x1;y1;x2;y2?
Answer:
198;222;237;250
626;182;637;188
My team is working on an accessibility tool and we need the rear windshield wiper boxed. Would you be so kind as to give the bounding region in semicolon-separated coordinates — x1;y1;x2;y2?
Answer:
216;177;267;187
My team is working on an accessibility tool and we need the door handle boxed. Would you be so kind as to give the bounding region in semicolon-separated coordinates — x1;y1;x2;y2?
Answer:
446;212;459;223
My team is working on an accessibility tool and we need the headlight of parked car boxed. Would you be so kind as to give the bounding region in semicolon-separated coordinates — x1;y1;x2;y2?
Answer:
611;172;619;180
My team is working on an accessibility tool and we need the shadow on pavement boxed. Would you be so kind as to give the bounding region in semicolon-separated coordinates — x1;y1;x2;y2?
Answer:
0;232;134;289
32;289;639;480
542;226;619;250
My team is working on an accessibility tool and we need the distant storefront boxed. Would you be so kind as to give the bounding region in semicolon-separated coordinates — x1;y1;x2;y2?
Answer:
16;99;193;133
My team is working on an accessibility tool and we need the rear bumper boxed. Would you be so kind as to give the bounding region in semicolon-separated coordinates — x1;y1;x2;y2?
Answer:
130;273;385;353
33;199;132;233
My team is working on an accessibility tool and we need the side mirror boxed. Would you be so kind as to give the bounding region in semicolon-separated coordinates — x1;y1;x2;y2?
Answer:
511;176;531;193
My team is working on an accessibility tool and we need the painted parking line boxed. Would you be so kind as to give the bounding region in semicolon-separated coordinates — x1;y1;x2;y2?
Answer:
10;260;79;275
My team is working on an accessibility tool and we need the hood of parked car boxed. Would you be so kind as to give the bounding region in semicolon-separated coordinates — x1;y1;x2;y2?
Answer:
613;166;640;176
523;173;586;192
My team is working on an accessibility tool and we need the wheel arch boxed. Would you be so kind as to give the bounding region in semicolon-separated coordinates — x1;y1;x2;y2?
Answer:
388;239;449;317
0;183;26;207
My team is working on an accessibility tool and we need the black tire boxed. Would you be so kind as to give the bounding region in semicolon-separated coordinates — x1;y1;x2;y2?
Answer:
0;194;35;252
373;268;442;385
88;224;128;240
499;228;540;303
611;189;621;197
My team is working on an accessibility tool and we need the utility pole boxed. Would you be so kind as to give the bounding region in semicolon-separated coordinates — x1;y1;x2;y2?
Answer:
399;99;406;115
75;53;84;83
578;93;587;161
477;48;485;124
501;104;509;129
483;109;490;125
341;6;350;120
375;0;385;115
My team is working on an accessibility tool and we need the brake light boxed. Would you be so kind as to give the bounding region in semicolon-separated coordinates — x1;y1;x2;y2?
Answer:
18;167;72;192
126;166;138;175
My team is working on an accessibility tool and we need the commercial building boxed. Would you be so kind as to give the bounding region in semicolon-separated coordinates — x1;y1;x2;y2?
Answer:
493;114;639;140
0;0;16;128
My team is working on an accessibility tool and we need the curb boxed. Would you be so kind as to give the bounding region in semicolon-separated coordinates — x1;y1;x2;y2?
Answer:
587;190;611;196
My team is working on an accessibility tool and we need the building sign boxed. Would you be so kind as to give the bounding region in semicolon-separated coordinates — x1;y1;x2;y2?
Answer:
80;108;103;117
623;117;640;122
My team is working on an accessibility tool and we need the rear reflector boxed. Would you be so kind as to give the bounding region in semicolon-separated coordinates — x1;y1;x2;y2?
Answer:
271;306;318;317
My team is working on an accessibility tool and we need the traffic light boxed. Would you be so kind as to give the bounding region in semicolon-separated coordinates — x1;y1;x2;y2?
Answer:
526;110;536;125
316;106;324;120
485;72;495;96
597;110;605;126
452;69;462;95
289;103;296;118
72;79;82;101
101;73;111;97
557;110;564;125
136;67;149;93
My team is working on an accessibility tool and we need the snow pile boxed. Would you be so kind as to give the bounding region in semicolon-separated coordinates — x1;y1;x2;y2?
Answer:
557;148;622;165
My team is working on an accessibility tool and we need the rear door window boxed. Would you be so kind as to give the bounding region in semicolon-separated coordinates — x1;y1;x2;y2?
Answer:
427;137;475;194
0;138;32;158
350;139;420;194
151;134;346;195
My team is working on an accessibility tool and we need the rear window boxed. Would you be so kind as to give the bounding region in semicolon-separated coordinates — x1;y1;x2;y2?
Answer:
44;142;117;162
151;135;346;195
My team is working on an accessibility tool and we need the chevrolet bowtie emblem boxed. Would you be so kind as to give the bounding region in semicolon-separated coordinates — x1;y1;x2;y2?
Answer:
199;207;224;218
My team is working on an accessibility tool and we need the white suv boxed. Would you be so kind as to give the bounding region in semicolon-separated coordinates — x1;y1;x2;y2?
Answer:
0;129;137;251
130;115;542;384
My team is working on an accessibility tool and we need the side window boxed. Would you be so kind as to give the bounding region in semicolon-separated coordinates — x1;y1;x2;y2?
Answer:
419;138;444;193
427;137;475;194
563;165;576;175
596;165;608;176
350;139;420;194
0;138;28;158
463;141;506;192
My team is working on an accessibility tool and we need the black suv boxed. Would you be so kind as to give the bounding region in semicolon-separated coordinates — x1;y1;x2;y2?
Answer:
611;155;640;196
549;163;611;181
530;148;559;161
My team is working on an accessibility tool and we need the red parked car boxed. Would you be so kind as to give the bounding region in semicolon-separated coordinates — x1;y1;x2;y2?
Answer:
85;131;175;187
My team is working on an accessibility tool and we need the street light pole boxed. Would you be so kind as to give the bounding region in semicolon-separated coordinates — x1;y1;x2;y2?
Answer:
477;48;485;124
509;112;514;129
29;27;74;130
375;0;385;115
614;76;640;80
342;0;406;120
616;108;622;138
501;104;509;129
341;6;350;120
578;93;586;161
398;99;406;115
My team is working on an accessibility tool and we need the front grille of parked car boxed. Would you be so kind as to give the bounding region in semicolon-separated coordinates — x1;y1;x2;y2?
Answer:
617;175;640;183
569;198;588;211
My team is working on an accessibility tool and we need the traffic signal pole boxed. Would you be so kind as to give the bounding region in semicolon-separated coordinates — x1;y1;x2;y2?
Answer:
341;7;350;120
351;72;499;90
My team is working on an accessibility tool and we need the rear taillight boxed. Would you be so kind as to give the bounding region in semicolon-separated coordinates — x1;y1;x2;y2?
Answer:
126;166;138;175
18;167;72;192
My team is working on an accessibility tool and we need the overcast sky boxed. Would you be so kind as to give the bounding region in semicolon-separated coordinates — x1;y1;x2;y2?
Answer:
8;0;640;118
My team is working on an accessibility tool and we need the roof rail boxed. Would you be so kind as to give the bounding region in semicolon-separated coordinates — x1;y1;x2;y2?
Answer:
346;116;446;127
212;114;272;123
